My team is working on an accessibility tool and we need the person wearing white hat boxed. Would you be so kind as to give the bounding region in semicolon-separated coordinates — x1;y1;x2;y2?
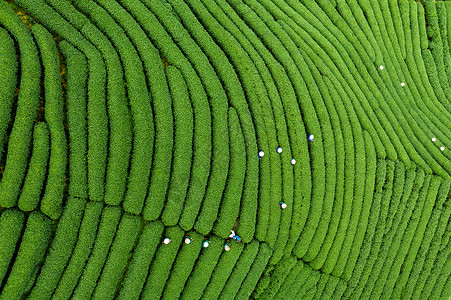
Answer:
279;201;287;209
258;151;264;159
163;238;171;245
291;158;296;165
203;240;210;248
440;146;445;151
277;146;282;153
308;134;314;142
184;236;193;244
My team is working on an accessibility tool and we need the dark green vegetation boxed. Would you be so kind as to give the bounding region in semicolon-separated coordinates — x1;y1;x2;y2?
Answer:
0;0;450;298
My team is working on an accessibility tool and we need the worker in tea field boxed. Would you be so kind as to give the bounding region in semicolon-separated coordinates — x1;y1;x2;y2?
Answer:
308;134;314;142
184;235;193;244
224;241;231;251
233;235;241;242
280;201;287;209
163;237;171;245
203;240;210;248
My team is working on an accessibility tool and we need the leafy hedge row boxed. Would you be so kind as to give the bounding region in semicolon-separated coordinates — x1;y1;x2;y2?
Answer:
56;0;131;207
58;41;88;199
414;183;451;299
271;259;305;299
220;241;259;299
72;206;121;300
235;243;272;299
161;66;193;226
0;209;25;287
254;254;297;299
93;214;142;300
347;160;395;299
73;0;155;214
234;0;318;252
197;0;278;242
14;0;111;203
213;107;245;238
28;196;86;300
173;0;265;242
201;242;244;299
255;0;336;264
390;176;440;299
0;211;52;300
180;235;223;299
151;0;232;235
69;0;132;207
0;2;40;209
141;226;185;299
0;27;17;164
401;180;449;299
162;231;203;299
117;221;163;300
31;23;66;220
203;0;292;244
53;201;103;299
17;122;49;212
118;0;212;226
369;166;417;299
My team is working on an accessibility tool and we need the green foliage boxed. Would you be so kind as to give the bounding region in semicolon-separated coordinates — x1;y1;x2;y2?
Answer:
180;236;223;300
0;209;25;287
58;41;89;199
17;122;49;212
161;66;192;226
141;226;185;299
32;23;66;220
93;214;142;300
53;202;103;300
256;254;297;299
201;242;244;299
0;27;18;164
121;0;212;225
28;197;86;300
161;231;203;299
141;0;230;233
219;241;259;299
72;206;122;300
2;0;451;297
213;108;246;238
117;221;163;300
0;2;40;208
0;211;52;300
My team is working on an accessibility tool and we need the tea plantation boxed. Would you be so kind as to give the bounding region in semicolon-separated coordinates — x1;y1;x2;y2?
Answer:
0;0;450;298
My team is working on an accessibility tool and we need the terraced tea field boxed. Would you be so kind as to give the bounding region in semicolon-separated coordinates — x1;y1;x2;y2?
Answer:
0;0;450;298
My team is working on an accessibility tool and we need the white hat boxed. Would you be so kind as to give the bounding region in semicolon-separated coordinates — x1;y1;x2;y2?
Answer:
258;151;265;157
291;158;296;165
432;137;437;142
401;82;405;87
379;65;384;70
224;244;230;251
440;146;445;151
185;238;191;244
163;238;171;245
308;134;314;141
277;147;282;153
203;241;210;248
229;230;235;238
280;202;287;209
